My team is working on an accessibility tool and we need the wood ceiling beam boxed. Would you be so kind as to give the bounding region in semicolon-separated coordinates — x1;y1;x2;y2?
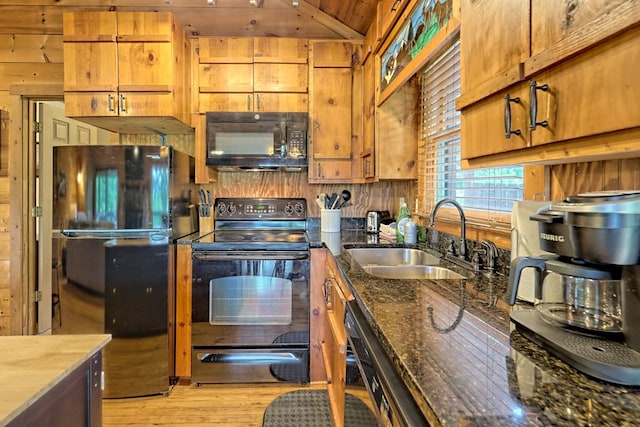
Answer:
293;0;364;40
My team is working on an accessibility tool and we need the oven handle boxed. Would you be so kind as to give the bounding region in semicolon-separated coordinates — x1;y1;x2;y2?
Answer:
192;251;309;261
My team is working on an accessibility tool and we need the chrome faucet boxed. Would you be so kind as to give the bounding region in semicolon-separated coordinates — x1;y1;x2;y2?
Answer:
429;198;468;261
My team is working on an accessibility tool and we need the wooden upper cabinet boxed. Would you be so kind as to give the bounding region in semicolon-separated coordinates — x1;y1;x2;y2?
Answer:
526;0;640;76
198;37;308;112
376;0;410;51
463;27;640;165
458;0;529;108
308;41;354;183
63;11;191;134
459;0;640;166
459;0;640;108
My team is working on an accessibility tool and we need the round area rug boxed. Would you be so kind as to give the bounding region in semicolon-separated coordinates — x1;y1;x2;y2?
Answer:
262;389;377;427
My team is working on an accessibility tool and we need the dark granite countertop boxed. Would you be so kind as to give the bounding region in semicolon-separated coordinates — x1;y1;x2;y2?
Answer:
312;228;640;426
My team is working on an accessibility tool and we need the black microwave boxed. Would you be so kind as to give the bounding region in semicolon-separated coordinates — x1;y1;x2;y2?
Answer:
205;112;308;171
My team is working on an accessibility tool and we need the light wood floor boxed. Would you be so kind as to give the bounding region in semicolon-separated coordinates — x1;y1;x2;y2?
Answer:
102;383;326;426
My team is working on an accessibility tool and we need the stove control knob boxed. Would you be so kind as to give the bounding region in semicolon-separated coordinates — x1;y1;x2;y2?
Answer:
295;203;305;216
216;202;227;216
284;203;294;215
227;203;237;215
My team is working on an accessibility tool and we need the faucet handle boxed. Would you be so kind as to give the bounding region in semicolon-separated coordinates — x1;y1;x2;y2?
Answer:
446;239;457;256
481;240;498;271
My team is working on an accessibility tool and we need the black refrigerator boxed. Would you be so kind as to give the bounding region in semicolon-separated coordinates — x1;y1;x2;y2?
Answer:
51;144;197;398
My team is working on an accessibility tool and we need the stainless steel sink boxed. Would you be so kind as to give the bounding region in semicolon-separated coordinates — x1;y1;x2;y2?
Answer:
362;265;465;280
347;248;440;266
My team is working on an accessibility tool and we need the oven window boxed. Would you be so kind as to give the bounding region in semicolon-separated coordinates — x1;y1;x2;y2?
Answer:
209;276;292;325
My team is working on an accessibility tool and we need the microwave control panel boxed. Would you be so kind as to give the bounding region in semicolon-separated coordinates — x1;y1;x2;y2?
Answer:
286;126;307;158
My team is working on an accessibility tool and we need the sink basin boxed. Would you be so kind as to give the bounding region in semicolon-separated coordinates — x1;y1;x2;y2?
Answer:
347;248;440;266
362;265;465;280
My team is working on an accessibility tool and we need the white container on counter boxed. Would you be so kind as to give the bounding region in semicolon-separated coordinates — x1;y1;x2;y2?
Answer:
321;209;341;232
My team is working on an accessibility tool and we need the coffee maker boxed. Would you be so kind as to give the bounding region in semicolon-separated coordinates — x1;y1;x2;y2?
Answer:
506;191;640;385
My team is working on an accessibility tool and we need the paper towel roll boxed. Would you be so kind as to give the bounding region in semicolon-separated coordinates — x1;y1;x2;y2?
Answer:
511;201;552;302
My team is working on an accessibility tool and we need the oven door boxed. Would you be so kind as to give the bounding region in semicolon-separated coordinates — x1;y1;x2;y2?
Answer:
191;250;309;384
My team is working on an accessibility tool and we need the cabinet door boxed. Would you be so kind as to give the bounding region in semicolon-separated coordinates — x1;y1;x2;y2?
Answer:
323;254;353;427
199;63;254;92
199;37;254;63
530;0;635;60
63;11;117;41
253;37;308;63
199;93;252;112
117;42;175;92
63;42;118;92
530;29;640;147
116;12;174;40
461;83;530;160
254;63;308;93
322;280;348;427
64;92;119;117
310;67;352;159
254;93;308;113
119;92;176;117
461;84;530;160
311;41;353;68
310;160;353;182
459;0;529;104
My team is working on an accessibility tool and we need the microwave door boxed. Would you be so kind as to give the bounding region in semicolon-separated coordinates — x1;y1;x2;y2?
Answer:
206;122;286;168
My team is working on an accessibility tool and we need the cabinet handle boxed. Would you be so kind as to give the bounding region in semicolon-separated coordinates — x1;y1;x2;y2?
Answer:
119;94;127;113
247;95;251;111
391;0;401;11
317;163;322;178
529;80;549;130
108;94;115;112
504;94;521;138
323;278;334;309
256;94;260;110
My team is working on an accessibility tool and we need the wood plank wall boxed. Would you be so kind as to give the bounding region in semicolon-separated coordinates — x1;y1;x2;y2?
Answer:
0;4;638;335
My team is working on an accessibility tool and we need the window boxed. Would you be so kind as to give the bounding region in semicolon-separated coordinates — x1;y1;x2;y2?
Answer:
95;169;118;226
151;164;169;228
418;39;523;227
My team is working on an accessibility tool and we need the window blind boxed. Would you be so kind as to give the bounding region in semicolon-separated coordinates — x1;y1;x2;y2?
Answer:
418;39;523;227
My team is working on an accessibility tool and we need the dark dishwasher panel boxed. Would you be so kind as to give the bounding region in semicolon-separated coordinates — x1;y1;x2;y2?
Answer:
345;302;429;427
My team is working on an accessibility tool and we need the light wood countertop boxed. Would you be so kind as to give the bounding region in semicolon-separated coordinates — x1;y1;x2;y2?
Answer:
0;334;111;425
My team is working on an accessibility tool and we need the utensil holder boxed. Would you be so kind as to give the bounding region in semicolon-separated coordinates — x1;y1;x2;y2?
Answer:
321;209;341;232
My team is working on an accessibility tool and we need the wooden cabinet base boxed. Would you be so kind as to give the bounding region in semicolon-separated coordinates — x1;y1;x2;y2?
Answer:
7;353;103;427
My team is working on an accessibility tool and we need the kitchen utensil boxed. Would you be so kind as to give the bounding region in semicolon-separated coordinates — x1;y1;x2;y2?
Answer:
338;190;351;208
329;193;339;209
315;197;325;210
